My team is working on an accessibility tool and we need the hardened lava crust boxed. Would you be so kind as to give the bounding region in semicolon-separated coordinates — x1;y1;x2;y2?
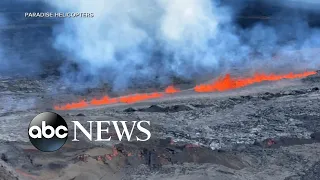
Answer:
0;72;320;180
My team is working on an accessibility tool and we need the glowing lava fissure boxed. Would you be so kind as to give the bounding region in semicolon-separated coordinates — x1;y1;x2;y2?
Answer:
54;71;316;110
194;71;317;93
54;86;180;110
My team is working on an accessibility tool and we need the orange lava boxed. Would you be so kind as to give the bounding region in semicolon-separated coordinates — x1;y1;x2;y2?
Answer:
90;96;118;106
112;147;119;156
119;92;163;104
54;71;316;110
105;154;112;161
54;100;89;110
54;92;165;110
165;85;180;94
194;71;317;93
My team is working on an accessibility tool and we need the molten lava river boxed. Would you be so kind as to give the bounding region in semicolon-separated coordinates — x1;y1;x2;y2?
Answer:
54;71;316;110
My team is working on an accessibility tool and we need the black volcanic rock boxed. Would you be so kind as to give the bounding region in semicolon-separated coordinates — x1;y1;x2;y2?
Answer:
123;107;137;112
165;104;195;112
310;132;320;141
139;105;166;112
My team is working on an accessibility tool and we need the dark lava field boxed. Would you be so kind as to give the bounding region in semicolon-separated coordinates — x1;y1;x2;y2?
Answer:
0;72;320;180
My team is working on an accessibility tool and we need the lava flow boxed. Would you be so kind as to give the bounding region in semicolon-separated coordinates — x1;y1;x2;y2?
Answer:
54;86;179;110
54;71;316;110
194;71;316;92
165;85;180;94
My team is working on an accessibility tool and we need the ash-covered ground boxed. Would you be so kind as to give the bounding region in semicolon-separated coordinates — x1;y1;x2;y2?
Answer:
0;72;320;180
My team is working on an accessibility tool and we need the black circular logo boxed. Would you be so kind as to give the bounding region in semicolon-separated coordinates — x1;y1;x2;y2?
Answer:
28;112;68;152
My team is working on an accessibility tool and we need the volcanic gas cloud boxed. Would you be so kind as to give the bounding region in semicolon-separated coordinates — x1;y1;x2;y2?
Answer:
1;1;319;96
44;0;320;91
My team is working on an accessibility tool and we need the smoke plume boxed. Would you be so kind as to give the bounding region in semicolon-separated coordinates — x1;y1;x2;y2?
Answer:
1;0;320;91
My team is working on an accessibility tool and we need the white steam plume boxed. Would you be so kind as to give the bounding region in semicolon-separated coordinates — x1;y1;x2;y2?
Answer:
49;0;245;90
47;0;320;91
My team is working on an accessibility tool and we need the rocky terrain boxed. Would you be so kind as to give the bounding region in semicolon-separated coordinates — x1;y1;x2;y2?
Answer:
0;72;320;180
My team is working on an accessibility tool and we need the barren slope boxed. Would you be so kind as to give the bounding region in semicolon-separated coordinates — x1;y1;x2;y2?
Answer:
0;73;320;180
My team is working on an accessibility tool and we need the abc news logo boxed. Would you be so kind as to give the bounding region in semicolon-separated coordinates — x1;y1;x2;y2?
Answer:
28;112;151;152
